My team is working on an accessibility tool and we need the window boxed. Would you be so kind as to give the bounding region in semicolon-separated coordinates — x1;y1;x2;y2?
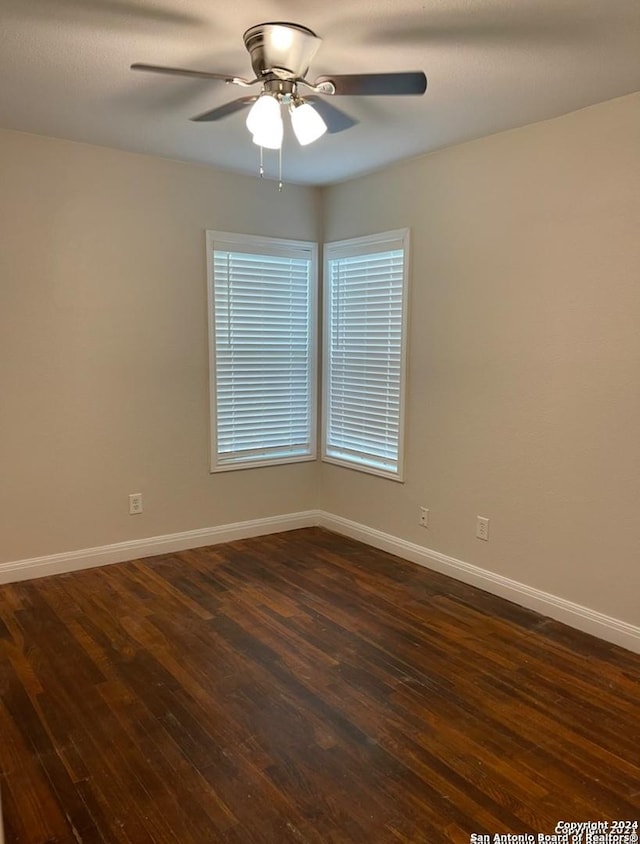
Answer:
206;231;317;472
322;229;409;480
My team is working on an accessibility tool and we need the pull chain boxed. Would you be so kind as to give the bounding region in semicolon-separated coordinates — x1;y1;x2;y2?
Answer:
255;145;283;190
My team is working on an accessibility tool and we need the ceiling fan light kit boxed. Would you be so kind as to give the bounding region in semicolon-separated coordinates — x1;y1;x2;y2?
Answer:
245;90;327;150
131;21;427;182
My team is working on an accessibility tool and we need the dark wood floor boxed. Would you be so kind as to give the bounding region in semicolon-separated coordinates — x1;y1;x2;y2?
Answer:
0;528;638;843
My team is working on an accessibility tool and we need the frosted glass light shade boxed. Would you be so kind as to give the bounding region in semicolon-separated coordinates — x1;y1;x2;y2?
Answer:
291;102;327;146
251;114;284;149
246;94;277;133
246;95;283;149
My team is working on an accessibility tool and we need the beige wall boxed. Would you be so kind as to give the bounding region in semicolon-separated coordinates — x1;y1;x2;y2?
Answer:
0;129;320;561
1;94;638;629
321;93;640;626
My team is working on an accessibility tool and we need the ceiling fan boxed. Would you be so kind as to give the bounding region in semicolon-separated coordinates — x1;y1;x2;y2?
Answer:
131;22;427;150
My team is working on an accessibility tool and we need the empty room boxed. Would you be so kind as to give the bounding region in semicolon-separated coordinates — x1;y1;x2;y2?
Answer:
1;1;639;842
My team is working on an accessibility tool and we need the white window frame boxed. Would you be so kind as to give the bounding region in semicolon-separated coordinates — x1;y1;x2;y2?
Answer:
206;231;318;473
322;229;410;481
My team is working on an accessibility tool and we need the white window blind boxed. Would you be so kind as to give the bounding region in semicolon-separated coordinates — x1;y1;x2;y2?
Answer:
207;232;317;472
323;230;409;480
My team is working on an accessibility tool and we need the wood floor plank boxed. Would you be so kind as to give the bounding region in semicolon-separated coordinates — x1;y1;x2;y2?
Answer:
0;527;638;843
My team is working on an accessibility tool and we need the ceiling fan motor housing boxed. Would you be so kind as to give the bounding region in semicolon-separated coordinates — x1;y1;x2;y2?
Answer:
243;22;321;79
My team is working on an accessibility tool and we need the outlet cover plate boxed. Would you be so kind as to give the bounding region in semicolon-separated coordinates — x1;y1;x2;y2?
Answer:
476;516;489;541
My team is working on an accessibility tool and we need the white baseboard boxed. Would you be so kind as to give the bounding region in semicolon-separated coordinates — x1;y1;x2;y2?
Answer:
0;511;318;585
317;511;640;655
2;509;638;654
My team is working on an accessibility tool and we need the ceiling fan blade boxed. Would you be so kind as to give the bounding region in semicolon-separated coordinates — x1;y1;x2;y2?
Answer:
315;72;427;96
304;97;358;133
191;97;258;122
131;63;254;86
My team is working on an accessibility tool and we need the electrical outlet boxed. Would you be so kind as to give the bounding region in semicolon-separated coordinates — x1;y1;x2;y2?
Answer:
129;493;143;515
476;516;489;541
419;506;429;528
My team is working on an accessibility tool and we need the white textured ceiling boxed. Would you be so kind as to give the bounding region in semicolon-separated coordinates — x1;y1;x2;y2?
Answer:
1;0;639;185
